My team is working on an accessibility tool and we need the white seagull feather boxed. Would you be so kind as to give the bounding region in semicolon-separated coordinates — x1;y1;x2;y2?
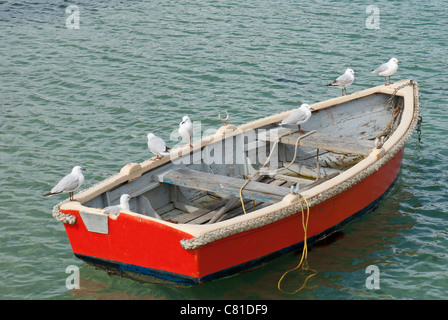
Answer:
280;103;313;133
178;115;193;147
327;68;356;95
103;194;132;215
371;57;401;85
147;133;170;160
43;166;85;201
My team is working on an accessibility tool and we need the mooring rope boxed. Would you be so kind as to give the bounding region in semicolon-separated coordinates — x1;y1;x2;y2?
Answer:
277;194;317;294
239;130;317;214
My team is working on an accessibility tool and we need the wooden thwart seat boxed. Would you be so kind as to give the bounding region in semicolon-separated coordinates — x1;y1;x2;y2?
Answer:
159;171;341;224
262;129;374;156
173;178;291;224
157;168;291;204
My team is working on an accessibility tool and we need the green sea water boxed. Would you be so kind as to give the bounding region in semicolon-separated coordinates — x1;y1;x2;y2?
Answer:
1;0;447;300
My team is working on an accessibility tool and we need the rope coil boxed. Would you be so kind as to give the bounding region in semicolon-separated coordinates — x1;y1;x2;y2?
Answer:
52;200;76;224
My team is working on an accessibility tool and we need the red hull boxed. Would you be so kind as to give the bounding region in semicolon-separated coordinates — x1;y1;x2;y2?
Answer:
62;148;405;285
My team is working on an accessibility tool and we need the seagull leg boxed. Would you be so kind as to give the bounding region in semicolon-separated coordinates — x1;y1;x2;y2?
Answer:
69;192;73;201
189;137;193;148
341;89;344;96
298;125;304;134
384;77;388;86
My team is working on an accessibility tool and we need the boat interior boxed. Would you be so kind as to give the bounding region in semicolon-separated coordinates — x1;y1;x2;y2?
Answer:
84;93;404;224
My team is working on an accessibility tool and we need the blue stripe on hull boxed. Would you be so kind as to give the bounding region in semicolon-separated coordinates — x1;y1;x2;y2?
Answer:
75;176;398;286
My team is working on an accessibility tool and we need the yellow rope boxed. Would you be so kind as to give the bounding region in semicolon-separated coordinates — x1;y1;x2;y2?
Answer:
239;129;316;215
239;177;252;214
277;194;317;294
236;130;318;290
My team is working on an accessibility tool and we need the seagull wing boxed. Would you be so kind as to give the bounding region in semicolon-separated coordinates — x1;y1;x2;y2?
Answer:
329;73;353;87
103;204;121;215
372;62;389;74
51;173;80;193
281;109;306;125
148;136;169;155
297;109;312;125
336;73;353;85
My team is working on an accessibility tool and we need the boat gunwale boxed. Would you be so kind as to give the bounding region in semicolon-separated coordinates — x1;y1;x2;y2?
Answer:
57;80;419;240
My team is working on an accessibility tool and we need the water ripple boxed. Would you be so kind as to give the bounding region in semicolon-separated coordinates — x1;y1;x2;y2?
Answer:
1;0;447;300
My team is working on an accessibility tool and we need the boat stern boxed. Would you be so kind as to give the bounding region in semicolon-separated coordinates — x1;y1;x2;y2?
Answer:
57;202;204;285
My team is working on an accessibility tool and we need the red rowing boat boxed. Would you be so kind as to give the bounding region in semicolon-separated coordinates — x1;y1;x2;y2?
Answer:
52;80;420;286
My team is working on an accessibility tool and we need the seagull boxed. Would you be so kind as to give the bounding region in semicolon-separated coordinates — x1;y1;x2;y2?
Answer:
43;166;85;201
103;194;134;215
280;103;313;134
147;133;170;160
327;68;356;96
178;115;193;147
371;57;401;86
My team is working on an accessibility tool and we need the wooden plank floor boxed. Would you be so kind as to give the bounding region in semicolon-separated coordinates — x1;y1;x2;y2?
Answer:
216;179;296;223
162;171;343;224
163;178;293;224
189;178;291;224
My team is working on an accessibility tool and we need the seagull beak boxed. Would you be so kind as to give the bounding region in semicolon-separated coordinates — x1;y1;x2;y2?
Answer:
310;107;315;112
130;196;135;199
397;60;401;63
